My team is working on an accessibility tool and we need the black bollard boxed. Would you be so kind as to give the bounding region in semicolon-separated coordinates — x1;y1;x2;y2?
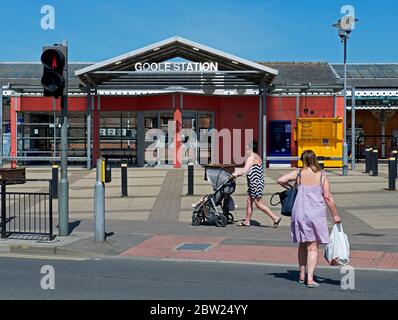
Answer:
368;148;373;174
318;156;325;170
371;149;379;176
51;163;59;199
393;150;398;179
188;162;194;195
388;157;396;191
121;162;128;197
105;159;112;183
365;148;372;173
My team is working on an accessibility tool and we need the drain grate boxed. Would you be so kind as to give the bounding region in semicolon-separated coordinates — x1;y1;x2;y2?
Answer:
175;243;213;251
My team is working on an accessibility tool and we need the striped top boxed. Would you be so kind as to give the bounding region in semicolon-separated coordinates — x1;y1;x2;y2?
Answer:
246;164;265;199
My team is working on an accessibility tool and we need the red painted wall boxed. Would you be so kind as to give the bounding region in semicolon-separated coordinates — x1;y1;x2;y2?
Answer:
18;96;87;112
12;94;344;165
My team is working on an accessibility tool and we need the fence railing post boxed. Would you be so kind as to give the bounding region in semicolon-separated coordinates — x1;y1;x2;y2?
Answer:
1;180;6;239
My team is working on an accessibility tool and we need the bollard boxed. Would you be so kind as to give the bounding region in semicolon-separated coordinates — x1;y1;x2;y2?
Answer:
94;159;105;243
121;163;128;197
368;147;373;174
388;157;397;191
393;150;398;179
371;149;379;176
51;163;59;199
188;162;194;195
365;148;372;173
318;157;325;170
105;159;112;183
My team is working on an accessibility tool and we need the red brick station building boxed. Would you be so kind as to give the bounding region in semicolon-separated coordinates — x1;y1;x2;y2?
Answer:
0;37;397;168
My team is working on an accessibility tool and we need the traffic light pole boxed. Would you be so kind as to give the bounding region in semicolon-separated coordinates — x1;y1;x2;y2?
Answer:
58;40;69;236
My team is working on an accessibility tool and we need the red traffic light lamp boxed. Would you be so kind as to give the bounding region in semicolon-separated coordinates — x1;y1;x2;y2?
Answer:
41;46;67;98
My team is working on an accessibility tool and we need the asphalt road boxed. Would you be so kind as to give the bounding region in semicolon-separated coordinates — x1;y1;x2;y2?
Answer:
0;255;396;300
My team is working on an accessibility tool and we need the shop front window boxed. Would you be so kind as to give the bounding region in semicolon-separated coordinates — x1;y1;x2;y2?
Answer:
100;112;137;165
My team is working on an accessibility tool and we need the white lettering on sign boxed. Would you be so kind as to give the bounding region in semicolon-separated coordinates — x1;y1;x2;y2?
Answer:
134;62;218;72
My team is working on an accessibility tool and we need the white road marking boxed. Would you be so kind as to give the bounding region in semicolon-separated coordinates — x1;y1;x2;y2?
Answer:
0;253;90;261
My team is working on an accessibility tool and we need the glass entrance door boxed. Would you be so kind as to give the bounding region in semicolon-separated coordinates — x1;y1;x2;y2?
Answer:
182;111;214;165
144;111;173;166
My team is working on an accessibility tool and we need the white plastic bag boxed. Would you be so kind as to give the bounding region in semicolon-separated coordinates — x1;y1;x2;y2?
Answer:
324;224;350;266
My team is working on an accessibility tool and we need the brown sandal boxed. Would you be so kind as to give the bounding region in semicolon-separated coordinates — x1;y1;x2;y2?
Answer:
273;218;282;228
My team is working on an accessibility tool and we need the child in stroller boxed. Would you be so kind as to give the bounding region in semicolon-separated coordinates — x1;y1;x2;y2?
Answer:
191;168;236;227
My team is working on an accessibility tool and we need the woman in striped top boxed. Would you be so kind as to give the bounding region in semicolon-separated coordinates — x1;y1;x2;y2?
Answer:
233;143;282;228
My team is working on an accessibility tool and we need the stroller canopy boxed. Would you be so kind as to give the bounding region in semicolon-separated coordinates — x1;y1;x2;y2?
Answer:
206;168;233;192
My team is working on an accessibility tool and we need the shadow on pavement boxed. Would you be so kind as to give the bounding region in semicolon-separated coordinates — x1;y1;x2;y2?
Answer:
68;220;81;233
268;270;341;286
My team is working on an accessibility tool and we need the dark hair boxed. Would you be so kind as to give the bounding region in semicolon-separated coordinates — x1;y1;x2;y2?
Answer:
300;150;322;173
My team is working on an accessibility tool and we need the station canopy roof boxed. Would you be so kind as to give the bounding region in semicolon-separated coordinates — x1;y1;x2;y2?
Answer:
74;36;278;92
330;64;398;88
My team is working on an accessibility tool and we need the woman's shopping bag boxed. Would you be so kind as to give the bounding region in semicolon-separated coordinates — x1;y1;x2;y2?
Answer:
324;224;350;266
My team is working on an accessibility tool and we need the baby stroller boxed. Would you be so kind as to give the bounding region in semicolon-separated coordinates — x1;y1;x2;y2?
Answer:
192;168;236;227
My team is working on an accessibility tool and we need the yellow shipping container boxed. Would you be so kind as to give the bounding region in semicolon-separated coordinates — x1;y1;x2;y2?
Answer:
296;118;343;168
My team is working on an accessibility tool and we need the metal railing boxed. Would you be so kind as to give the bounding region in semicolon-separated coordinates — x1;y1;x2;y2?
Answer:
0;156;87;162
266;156;343;161
0;179;53;240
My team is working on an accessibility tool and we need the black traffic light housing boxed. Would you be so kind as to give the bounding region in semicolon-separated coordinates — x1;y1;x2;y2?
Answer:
41;45;67;98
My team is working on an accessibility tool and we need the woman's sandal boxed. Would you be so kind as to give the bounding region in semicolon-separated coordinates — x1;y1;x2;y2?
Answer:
237;222;250;227
306;282;320;288
272;217;282;228
298;279;306;285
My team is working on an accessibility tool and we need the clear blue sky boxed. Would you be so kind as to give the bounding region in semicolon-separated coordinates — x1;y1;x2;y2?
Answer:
0;0;396;63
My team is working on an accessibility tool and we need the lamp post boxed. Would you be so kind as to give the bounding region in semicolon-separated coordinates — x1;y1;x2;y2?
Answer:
333;17;358;176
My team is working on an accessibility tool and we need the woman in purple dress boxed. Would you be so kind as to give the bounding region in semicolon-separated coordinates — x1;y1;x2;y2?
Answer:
277;150;341;288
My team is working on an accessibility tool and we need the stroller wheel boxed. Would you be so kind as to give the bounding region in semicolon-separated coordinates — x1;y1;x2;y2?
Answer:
226;213;235;224
215;215;227;227
192;216;202;226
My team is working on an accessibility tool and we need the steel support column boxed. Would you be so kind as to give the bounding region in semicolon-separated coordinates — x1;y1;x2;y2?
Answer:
174;94;182;168
351;87;356;169
92;94;100;165
86;91;92;169
137;111;145;167
0;86;3;168
10;96;18;168
262;83;267;169
258;95;262;158
53;98;57;158
333;94;337;118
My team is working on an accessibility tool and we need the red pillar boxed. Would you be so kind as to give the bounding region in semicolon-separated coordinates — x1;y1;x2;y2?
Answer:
92;97;100;166
10;97;18;168
174;95;182;168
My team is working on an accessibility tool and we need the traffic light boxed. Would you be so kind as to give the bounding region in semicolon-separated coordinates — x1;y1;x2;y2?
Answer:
41;45;67;98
